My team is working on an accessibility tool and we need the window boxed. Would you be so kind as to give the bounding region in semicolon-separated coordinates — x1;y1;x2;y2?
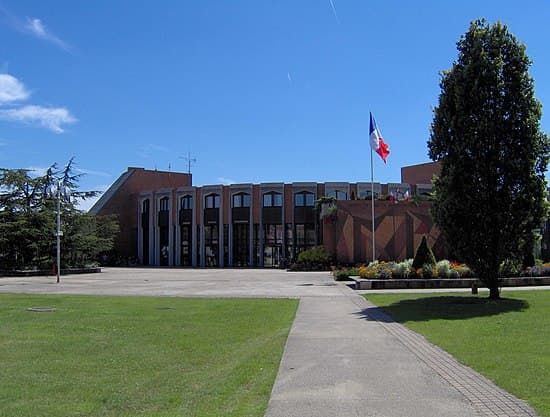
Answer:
327;190;347;200
294;191;315;207
142;199;150;213
204;224;219;267
180;195;193;210
359;190;378;199
264;224;283;244
295;223;316;255
233;193;251;208
159;196;169;211
205;194;220;209
263;192;282;207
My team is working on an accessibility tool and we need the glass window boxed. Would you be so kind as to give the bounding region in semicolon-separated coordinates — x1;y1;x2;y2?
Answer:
296;224;305;244
263;192;282;207
328;190;347;200
294;192;315;207
142;199;150;213
233;193;251;208
205;194;220;209
305;226;316;245
159;197;169;211
233;194;242;208
181;195;192;210
264;224;283;244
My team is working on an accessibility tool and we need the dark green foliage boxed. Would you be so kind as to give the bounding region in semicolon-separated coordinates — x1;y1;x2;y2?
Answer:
412;236;436;270
0;159;119;270
428;19;549;299
333;268;360;280
291;246;332;271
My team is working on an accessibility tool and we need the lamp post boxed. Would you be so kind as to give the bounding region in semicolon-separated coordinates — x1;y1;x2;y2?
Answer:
47;181;70;283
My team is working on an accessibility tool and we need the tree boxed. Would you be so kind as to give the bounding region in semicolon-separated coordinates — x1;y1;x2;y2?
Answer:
428;19;549;299
0;159;118;271
412;236;436;270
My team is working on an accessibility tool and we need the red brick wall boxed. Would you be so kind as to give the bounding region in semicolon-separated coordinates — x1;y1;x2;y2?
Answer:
96;168;191;260
401;162;440;185
323;200;446;263
284;184;293;222
252;185;260;223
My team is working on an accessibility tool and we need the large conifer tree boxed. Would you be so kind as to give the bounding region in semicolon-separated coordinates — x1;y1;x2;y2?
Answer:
428;19;549;299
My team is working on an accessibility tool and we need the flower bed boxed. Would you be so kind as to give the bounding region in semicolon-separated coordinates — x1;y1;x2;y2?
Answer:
332;259;550;281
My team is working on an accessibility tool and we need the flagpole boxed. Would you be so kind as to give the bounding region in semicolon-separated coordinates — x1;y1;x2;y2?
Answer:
370;148;376;262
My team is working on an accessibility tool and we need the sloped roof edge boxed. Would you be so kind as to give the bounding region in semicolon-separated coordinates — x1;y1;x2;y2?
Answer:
89;168;136;214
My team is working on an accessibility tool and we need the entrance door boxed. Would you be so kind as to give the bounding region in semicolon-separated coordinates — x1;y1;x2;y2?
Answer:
180;224;192;266
263;245;281;267
233;223;249;267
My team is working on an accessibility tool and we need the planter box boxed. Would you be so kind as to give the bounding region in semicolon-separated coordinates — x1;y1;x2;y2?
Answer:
0;267;101;278
348;276;550;290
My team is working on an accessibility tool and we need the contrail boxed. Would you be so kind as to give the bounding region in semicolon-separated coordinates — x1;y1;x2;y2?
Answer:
329;0;340;24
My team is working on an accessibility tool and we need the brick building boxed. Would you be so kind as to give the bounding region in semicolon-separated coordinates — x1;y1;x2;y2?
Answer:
91;162;441;266
90;167;192;262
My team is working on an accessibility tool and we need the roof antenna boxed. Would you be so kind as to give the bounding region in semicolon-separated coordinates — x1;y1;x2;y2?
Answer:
180;152;197;174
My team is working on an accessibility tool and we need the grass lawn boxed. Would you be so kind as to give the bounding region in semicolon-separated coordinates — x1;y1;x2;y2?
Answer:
366;290;550;417
0;294;298;417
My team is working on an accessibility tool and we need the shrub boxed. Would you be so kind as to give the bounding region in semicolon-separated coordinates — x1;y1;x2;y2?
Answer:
450;261;474;278
292;246;331;271
333;259;478;280
525;263;550;277
412;236;436;270
392;259;413;279
449;269;460;279
422;263;434;279
499;259;522;277
333;268;360;280
435;260;452;278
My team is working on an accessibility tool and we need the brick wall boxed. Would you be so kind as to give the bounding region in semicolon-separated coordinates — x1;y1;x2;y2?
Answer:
401;162;440;185
95;168;191;261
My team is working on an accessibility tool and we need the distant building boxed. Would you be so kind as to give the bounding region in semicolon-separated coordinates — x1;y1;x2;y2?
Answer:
91;162;442;266
90;167;192;263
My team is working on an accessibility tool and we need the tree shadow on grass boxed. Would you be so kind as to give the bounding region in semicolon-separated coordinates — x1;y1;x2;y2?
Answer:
356;296;529;323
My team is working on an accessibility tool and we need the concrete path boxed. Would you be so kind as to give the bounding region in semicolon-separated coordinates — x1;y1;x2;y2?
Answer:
0;267;344;298
0;268;542;416
265;292;477;417
265;288;538;417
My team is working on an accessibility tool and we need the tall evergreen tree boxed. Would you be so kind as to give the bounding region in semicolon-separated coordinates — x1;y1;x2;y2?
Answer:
428;19;549;299
0;159;118;271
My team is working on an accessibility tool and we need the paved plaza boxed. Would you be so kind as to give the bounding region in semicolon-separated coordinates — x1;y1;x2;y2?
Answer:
0;268;540;417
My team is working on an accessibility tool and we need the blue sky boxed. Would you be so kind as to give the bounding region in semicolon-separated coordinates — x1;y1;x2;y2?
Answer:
1;1;549;210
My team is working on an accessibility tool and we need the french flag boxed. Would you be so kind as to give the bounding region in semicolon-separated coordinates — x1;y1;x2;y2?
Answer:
369;113;390;163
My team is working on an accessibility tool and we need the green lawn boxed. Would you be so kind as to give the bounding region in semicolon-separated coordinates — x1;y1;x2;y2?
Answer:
0;294;298;417
366;290;550;417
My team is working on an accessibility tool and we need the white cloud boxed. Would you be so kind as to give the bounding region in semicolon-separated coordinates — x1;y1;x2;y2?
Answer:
75;168;112;178
0;73;77;134
328;0;340;24
77;184;110;212
0;73;30;104
24;17;69;50
25;165;49;176
0;5;70;51
217;177;236;185
0;105;77;133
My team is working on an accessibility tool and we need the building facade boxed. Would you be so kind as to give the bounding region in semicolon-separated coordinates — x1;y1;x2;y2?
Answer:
91;162;441;267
